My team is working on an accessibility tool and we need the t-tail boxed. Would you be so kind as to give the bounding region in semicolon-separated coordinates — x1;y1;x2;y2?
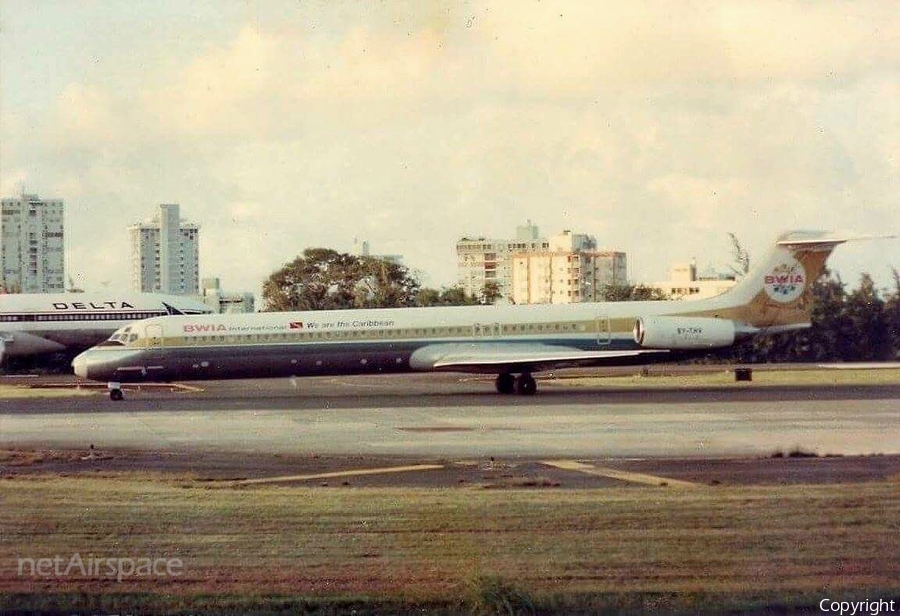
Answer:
705;230;893;334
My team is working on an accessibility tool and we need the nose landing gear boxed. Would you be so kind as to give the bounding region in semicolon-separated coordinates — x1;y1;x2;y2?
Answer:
108;382;124;401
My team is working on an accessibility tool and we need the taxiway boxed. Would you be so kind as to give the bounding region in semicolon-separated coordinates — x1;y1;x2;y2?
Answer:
1;373;897;459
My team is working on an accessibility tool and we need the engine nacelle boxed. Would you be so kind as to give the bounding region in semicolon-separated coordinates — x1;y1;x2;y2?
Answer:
633;316;736;350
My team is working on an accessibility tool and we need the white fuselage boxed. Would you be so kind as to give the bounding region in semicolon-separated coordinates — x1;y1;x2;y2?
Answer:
71;294;747;383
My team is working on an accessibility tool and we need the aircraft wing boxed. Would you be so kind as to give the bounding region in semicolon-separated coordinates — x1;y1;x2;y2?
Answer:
409;342;667;374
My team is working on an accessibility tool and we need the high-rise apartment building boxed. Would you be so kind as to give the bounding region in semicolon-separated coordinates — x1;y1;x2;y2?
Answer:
457;223;628;304
129;204;200;295
456;221;549;301
510;231;627;304
0;193;65;293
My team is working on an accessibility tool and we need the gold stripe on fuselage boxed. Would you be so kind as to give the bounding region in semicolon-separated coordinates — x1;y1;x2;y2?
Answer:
127;317;638;349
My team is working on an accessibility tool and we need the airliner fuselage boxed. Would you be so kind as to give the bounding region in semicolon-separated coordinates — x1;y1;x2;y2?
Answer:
72;231;885;399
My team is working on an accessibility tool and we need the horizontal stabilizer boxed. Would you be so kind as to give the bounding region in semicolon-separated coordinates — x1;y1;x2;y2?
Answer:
777;230;896;248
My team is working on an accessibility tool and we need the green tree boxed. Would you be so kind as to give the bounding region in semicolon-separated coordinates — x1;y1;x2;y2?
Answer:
886;269;900;360
601;283;668;302
354;256;421;309
727;232;750;278
480;280;502;305
843;273;889;360
805;274;852;361
262;249;420;311
415;286;480;307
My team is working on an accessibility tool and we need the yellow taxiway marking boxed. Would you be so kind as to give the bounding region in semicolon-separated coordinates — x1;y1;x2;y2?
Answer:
228;464;445;486
542;460;699;488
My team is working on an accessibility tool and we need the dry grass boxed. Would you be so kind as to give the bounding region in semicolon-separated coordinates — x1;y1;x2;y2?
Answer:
1;474;898;611
0;385;95;399
550;368;900;389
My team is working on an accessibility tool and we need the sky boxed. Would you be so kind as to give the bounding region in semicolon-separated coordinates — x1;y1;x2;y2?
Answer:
1;1;898;301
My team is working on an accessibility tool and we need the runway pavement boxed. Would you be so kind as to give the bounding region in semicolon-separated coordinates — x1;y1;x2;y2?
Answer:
1;373;897;458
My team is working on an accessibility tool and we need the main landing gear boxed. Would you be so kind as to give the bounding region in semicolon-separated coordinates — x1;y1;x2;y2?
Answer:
495;373;537;396
108;382;124;401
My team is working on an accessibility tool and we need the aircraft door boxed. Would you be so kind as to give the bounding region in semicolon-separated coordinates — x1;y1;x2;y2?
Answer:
145;324;164;348
596;314;611;347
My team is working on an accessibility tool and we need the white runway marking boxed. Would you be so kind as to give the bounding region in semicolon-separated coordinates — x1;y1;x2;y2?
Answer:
226;464;445;486
542;460;699;488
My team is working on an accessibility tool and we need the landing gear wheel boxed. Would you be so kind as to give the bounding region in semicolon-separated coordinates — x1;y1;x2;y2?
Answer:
495;373;515;394
109;389;124;401
515;374;537;396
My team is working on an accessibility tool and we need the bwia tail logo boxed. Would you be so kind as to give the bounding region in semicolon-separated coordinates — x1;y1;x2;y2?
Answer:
764;258;806;303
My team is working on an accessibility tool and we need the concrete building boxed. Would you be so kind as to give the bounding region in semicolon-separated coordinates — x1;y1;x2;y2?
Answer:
458;224;627;305
356;239;403;265
649;260;737;300
0;193;65;293
129;204;200;295
199;277;255;313
456;220;548;301
511;231;627;304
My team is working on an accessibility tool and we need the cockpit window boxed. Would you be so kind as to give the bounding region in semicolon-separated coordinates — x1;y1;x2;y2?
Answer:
97;340;126;347
107;325;133;344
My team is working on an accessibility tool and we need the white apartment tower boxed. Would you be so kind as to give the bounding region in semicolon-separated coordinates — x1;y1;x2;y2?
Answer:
456;221;549;301
510;231;628;304
0;193;65;293
129;204;200;295
457;223;629;304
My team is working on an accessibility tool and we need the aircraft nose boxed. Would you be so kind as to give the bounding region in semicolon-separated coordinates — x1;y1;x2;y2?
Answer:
72;351;90;379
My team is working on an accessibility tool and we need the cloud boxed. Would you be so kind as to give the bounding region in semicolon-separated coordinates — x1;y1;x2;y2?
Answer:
146;27;280;136
55;84;117;144
477;1;900;93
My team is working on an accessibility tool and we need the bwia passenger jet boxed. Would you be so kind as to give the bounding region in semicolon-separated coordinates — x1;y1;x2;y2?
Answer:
73;231;883;400
1;292;212;364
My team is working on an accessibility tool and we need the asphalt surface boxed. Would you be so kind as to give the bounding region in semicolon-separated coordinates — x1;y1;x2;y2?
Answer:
1;372;898;461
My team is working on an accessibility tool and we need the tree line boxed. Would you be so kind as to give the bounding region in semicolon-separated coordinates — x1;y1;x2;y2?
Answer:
261;248;501;311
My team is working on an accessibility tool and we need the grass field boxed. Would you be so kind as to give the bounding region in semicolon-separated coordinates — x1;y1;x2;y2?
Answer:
548;367;900;389
2;475;898;613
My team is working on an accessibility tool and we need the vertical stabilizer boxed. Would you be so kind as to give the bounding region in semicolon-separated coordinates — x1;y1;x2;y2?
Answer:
719;231;853;331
